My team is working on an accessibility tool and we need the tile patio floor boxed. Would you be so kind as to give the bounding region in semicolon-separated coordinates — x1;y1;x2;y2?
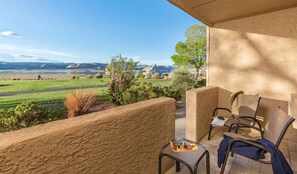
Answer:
166;106;297;174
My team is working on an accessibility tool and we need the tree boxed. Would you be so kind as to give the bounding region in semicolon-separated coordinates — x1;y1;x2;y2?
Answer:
170;66;195;100
106;55;138;105
171;24;206;78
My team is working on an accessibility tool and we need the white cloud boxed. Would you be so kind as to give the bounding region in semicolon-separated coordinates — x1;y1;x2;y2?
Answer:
0;31;21;38
0;43;79;63
0;43;72;57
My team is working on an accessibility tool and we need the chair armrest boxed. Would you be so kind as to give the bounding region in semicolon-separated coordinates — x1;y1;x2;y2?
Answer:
212;107;232;118
228;138;268;152
229;121;264;138
224;132;258;140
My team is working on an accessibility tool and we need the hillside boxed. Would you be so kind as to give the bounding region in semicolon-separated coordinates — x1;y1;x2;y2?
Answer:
0;62;107;70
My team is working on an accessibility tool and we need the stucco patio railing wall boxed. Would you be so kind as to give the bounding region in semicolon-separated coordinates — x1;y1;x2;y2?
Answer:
0;97;175;174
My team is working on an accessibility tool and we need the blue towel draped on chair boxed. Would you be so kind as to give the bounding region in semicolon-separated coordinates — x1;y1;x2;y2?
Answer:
218;135;293;174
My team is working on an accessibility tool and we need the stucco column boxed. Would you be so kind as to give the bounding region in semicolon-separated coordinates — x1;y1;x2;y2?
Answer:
186;86;218;142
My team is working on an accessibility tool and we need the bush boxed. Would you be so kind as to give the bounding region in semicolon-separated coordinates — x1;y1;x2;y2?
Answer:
152;86;182;101
64;90;97;118
106;55;138;106
120;82;182;104
95;74;103;79
0;109;18;130
136;70;145;78
153;73;160;79
170;66;195;100
87;75;94;79
42;101;66;121
0;101;45;130
145;73;151;79
195;79;206;87
71;76;80;79
121;82;153;105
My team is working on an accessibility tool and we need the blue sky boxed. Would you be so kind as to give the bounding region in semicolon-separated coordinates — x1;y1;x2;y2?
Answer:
0;0;200;65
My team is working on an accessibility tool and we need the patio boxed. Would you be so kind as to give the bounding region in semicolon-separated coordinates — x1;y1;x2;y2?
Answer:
168;105;297;173
166;0;297;173
0;0;296;173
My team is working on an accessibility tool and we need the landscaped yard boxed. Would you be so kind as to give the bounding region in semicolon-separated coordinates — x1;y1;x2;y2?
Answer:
0;78;170;109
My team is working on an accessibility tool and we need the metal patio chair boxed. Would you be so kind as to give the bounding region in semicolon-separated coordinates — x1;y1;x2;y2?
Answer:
208;91;261;140
220;108;295;174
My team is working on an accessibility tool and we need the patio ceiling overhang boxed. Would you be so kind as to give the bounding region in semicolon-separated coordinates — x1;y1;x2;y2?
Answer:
168;0;297;26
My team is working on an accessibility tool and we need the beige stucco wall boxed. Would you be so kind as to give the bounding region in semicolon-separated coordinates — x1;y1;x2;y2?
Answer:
0;97;175;174
208;7;297;131
186;86;218;142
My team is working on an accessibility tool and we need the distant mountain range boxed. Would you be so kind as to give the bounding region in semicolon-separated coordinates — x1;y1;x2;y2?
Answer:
0;62;175;74
0;62;107;70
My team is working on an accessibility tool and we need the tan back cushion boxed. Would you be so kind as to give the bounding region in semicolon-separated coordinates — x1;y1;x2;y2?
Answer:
231;94;260;117
264;108;292;145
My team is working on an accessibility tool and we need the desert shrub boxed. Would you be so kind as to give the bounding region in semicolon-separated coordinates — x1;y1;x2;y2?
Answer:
64;90;97;118
41;101;66;121
136;70;145;78
87;75;94;79
153;73;160;79
0;101;45;130
0;108;16;130
120;82;182;104
145;73;151;79
170;66;195;100
121;82;153;105
106;55;138;106
95;74;103;79
152;86;182;101
195;79;206;87
71;76;80;79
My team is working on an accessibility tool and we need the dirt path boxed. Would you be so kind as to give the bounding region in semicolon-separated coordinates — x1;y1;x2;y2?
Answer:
0;85;108;96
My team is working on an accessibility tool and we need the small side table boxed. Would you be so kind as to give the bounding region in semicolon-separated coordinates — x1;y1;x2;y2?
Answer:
158;138;210;174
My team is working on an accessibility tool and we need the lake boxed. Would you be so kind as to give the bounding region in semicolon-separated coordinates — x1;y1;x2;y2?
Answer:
0;69;103;75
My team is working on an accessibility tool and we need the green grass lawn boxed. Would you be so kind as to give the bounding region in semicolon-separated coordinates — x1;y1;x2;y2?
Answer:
0;78;110;93
0;78;170;93
0;87;109;109
0;78;170;109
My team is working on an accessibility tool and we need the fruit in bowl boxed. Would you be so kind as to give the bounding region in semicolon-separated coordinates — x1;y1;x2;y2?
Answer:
170;140;198;152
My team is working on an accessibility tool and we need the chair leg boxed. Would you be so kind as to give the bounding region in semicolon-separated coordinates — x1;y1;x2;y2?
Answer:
158;153;163;174
220;150;229;174
206;151;210;174
220;145;232;174
208;124;213;140
176;161;180;172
